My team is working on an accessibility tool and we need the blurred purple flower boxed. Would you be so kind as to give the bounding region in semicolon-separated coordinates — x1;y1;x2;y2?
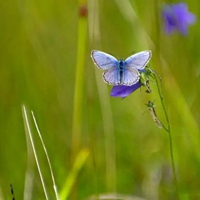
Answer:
110;81;141;98
162;3;196;35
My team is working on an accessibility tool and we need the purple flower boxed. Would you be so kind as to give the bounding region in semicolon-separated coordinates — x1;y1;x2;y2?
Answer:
110;81;141;98
162;3;196;35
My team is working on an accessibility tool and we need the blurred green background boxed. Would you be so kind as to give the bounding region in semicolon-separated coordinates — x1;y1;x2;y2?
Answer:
1;0;200;199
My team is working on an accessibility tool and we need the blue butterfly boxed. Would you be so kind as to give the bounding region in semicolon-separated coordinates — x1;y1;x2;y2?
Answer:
91;50;152;86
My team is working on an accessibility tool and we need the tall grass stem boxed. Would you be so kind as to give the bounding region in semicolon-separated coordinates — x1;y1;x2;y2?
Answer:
22;105;49;200
71;1;88;161
31;111;60;200
153;73;179;199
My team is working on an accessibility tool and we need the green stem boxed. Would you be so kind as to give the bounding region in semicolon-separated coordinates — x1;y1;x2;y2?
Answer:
70;2;87;199
71;1;88;161
153;72;180;199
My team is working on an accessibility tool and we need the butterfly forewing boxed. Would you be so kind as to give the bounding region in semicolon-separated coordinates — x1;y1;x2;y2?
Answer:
122;68;140;86
125;50;152;70
91;50;118;70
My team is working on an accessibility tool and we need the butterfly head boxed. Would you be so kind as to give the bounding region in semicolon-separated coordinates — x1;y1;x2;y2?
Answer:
118;59;125;68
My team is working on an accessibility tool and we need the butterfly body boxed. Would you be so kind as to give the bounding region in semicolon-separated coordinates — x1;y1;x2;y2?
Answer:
91;50;152;86
119;60;125;83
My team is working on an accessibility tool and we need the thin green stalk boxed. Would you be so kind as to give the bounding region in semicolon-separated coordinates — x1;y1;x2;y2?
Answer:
71;2;88;199
152;0;179;197
71;1;88;160
88;0;116;192
60;149;89;200
153;73;179;199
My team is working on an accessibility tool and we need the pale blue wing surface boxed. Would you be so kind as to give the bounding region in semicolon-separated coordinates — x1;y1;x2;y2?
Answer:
125;50;152;70
103;67;120;85
121;68;140;86
91;50;118;70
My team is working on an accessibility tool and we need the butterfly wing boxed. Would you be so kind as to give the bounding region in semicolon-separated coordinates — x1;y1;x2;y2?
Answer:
91;50;150;86
91;50;118;70
125;50;152;70
103;67;121;85
121;68;140;86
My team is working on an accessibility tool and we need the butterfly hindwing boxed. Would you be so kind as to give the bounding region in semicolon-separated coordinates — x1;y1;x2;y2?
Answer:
125;50;152;70
91;50;118;70
121;68;140;86
103;67;120;85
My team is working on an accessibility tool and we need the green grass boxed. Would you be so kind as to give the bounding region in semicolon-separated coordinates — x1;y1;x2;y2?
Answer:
1;0;200;199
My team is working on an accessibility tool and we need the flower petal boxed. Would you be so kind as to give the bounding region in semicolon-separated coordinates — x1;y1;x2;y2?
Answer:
173;3;196;35
162;6;177;34
110;81;141;98
162;3;196;35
